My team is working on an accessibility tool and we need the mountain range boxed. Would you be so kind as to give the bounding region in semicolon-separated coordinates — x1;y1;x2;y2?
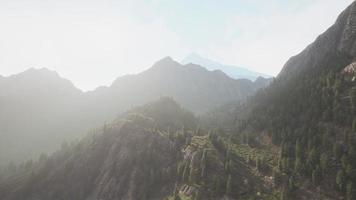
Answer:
1;1;356;200
181;53;272;80
0;57;269;166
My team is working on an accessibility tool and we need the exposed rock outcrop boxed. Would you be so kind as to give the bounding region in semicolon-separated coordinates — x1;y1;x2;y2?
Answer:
279;1;356;79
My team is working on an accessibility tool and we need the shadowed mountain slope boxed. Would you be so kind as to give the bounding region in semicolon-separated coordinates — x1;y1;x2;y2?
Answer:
0;57;268;166
0;98;273;200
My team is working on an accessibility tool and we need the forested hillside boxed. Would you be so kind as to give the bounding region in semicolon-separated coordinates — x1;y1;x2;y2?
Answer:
1;1;356;200
225;2;356;199
0;98;276;200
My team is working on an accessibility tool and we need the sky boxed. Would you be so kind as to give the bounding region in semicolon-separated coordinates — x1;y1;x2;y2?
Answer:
0;0;354;91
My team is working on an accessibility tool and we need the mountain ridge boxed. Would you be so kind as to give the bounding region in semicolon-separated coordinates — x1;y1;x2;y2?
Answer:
278;1;356;80
182;53;272;80
222;1;356;199
0;57;269;166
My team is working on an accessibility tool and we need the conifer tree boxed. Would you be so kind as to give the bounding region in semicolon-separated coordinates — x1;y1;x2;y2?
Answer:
336;170;345;191
347;181;355;200
226;174;232;195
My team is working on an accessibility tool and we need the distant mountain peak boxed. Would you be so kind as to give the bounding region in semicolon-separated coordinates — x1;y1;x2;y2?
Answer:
24;67;56;73
0;67;81;95
147;56;181;72
181;53;272;80
182;53;224;68
153;56;176;65
15;67;61;80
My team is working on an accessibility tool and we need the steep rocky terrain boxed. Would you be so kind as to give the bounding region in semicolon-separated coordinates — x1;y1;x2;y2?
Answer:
278;2;356;80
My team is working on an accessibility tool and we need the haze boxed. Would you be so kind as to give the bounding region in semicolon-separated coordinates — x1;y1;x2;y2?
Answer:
0;0;353;91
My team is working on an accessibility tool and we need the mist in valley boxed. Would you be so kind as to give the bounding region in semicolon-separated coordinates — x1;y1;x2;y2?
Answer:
1;1;356;200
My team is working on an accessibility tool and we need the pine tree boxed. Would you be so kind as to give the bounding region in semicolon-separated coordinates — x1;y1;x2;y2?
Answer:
201;165;206;179
350;87;356;115
182;163;189;182
177;162;184;180
333;143;343;160
173;183;180;200
193;190;201;200
295;139;303;160
226;174;232;195
307;148;319;168
200;149;207;178
312;166;322;185
352;119;356;133
294;158;303;174
288;176;295;191
189;166;196;184
336;170;345;191
214;175;221;194
320;153;329;174
347;181;355;200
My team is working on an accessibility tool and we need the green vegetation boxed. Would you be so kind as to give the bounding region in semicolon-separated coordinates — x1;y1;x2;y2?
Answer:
2;2;356;199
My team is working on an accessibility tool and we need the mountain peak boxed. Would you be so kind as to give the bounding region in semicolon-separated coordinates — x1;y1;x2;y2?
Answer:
18;67;60;78
182;53;221;69
154;56;176;65
182;53;272;80
183;53;206;63
1;67;81;94
147;56;182;72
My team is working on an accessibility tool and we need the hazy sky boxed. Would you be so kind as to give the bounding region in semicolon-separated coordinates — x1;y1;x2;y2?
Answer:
0;0;353;91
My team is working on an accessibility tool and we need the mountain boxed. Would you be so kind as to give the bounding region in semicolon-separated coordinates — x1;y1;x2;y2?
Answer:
0;68;80;96
181;53;272;80
213;1;356;199
0;68;84;167
0;57;268;166
101;57;265;114
2;2;356;199
278;2;356;80
0;98;272;200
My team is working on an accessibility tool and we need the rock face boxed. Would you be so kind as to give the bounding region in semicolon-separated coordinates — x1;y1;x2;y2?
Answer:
343;61;356;74
279;2;356;79
338;2;356;56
